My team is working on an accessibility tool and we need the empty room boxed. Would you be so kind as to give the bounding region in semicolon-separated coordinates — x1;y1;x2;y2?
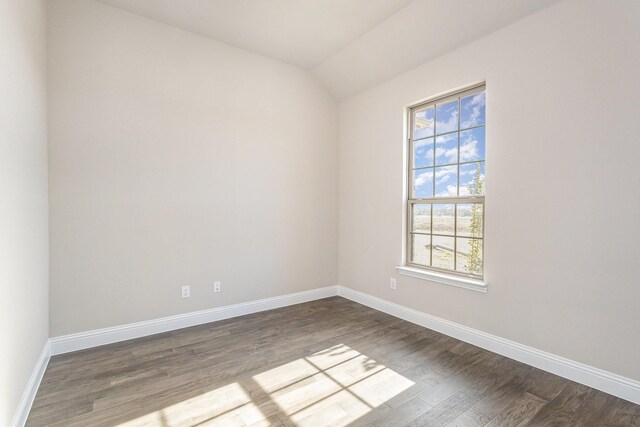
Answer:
2;0;640;426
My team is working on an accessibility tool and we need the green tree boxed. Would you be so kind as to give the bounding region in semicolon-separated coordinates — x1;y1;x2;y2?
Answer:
465;164;484;274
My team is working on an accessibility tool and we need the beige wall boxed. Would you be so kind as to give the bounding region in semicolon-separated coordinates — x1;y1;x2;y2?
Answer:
0;0;49;424
44;0;640;386
48;0;338;336
338;0;640;381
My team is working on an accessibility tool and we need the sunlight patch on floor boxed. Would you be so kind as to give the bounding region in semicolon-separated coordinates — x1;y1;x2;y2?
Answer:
116;344;414;427
116;382;268;427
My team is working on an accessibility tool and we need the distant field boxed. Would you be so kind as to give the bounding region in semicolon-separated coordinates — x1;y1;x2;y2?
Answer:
413;214;479;236
411;213;483;274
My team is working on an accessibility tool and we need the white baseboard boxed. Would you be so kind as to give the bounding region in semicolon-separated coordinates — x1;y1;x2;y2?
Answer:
11;340;51;427
50;286;338;355
337;285;640;405
45;284;639;406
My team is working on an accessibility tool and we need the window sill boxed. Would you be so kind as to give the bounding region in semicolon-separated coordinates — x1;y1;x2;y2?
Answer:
395;266;487;293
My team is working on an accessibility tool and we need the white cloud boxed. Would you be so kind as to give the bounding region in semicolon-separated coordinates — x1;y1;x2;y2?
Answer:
436;174;451;185
414;138;431;148
444;147;458;163
435;165;456;184
415;139;435;164
435;165;456;178
436;105;458;134
435;132;458;164
460;163;484;177
469;93;485;107
436;133;456;144
459;139;478;162
414;170;432;186
436;184;458;197
460;167;475;176
461;93;485;128
425;148;434;160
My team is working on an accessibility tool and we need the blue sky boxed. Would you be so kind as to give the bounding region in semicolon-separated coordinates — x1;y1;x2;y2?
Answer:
461;92;486;128
435;100;458;133
412;92;485;198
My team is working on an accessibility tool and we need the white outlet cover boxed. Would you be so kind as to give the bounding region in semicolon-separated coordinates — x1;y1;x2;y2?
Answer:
390;278;397;289
181;285;191;298
214;281;221;293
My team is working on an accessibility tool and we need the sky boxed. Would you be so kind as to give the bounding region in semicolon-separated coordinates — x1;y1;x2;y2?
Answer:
413;92;485;198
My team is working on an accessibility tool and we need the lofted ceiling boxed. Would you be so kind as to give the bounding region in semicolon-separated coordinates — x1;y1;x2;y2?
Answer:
97;0;562;100
313;0;563;99
96;0;414;69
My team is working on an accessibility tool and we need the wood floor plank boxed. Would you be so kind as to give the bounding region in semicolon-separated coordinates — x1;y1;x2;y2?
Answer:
25;297;640;426
484;392;546;427
524;382;596;426
448;371;548;427
352;397;432;427
407;391;479;426
603;398;640;427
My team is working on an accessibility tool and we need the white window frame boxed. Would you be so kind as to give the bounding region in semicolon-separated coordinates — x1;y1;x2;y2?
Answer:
397;83;487;292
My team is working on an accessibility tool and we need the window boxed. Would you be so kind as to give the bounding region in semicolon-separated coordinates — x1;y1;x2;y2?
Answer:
405;84;486;281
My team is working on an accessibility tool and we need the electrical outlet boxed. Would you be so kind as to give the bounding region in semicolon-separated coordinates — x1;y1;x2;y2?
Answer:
390;278;397;290
181;285;191;298
214;281;221;293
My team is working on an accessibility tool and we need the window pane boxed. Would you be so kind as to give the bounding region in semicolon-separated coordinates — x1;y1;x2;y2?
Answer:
456;237;483;275
413;107;434;139
435;100;458;135
413;168;433;198
432;204;455;236
460;92;486;129
413;137;434;168
411;234;431;266
407;88;485;278
460;127;485;162
456;203;483;238
459;162;485;196
412;204;431;232
435;133;457;166
432;235;454;270
435;165;457;197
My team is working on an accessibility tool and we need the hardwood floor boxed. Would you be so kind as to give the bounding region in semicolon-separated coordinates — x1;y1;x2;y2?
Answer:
27;297;639;426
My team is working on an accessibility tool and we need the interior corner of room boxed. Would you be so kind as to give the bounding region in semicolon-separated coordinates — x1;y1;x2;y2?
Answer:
2;0;639;426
